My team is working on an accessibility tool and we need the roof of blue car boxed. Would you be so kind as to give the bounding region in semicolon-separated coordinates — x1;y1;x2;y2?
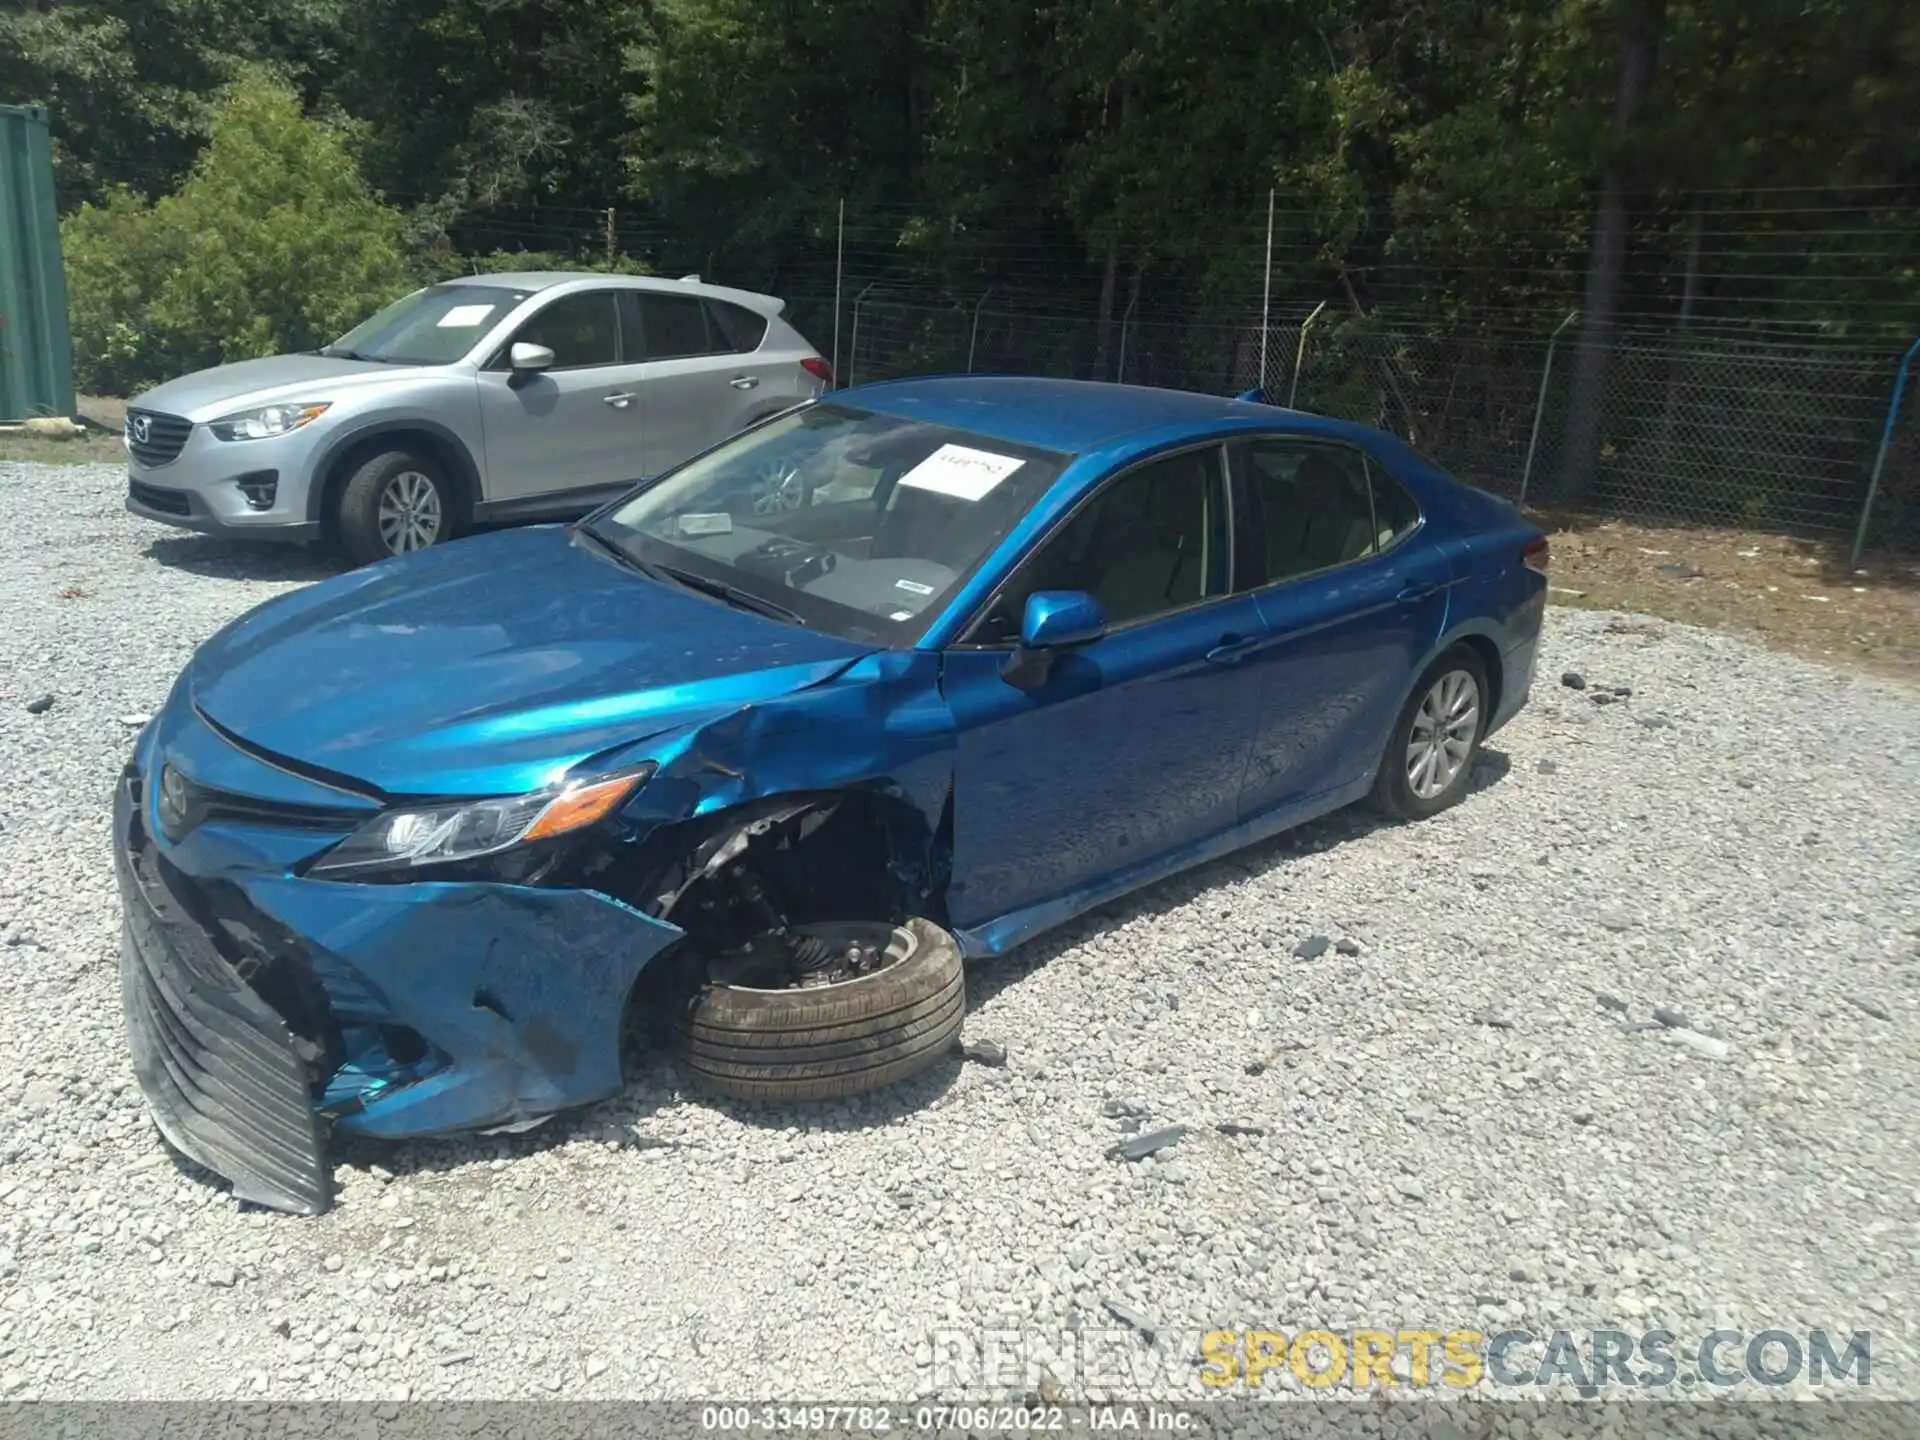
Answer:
838;375;1329;454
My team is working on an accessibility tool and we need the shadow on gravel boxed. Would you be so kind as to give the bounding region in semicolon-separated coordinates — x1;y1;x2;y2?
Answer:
145;533;341;584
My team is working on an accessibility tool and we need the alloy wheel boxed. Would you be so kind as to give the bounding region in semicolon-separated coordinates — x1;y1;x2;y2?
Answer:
377;471;444;555
1404;667;1480;800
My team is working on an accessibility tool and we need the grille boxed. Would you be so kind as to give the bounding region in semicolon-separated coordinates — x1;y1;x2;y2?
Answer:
128;479;191;516
125;409;193;468
115;773;333;1215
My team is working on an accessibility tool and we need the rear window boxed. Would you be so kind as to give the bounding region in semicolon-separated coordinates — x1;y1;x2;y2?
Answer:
706;300;768;353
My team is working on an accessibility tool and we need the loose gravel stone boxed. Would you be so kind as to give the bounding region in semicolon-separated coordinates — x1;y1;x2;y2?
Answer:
1;461;1916;1402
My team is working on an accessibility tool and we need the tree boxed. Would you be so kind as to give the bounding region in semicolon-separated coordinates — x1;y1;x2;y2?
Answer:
62;73;412;394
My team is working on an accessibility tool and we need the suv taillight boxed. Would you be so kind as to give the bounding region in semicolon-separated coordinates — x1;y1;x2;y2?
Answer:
800;356;833;384
1521;535;1550;574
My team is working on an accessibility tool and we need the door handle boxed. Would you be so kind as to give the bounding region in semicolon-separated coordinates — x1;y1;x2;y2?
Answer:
1397;582;1439;604
602;392;636;408
729;375;760;390
1206;634;1256;665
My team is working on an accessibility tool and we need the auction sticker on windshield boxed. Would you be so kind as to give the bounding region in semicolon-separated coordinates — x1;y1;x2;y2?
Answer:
436;304;498;328
897;444;1026;501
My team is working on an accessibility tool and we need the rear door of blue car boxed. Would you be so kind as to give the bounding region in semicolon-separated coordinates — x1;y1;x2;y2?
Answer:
1229;435;1455;821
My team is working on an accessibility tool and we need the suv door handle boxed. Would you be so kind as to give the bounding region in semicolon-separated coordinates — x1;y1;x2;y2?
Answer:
1397;582;1439;603
730;375;760;390
602;392;636;408
1206;634;1257;666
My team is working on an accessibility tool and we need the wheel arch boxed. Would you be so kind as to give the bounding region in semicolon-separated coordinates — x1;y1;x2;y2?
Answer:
307;421;483;538
1403;622;1504;729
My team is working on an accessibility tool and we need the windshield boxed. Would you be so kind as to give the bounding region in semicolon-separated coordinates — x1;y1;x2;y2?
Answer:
594;404;1069;644
322;283;531;365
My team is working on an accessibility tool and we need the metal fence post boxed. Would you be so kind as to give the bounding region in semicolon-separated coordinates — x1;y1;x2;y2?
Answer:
967;287;995;373
847;282;880;388
1519;310;1579;508
829;199;846;387
1257;188;1275;397
1287;301;1327;409
1850;333;1920;568
1117;286;1139;384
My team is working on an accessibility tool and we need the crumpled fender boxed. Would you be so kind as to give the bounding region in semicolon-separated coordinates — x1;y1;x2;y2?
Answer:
616;649;957;842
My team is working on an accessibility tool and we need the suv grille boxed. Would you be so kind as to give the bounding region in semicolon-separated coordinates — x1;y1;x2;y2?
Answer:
126;409;193;468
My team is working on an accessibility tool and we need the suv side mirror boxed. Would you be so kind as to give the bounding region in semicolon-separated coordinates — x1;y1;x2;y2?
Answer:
1001;590;1107;690
509;342;555;373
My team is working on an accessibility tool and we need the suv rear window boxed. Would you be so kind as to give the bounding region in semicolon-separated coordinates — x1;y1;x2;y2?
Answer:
706;300;768;353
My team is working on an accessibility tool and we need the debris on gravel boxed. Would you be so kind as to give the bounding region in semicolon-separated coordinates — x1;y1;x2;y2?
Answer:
1847;995;1892;1022
1106;1125;1188;1162
1560;670;1587;689
1100;1298;1157;1341
953;1037;1007;1067
1;462;1916;1402
23;693;53;714
1292;934;1331;959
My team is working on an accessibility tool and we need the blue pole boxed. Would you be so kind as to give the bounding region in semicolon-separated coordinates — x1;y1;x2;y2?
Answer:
1851;334;1920;569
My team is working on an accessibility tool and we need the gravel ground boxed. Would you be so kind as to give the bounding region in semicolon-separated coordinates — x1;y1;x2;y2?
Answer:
1;461;1916;1403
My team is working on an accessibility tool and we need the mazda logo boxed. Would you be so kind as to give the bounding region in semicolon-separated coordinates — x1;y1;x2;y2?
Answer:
131;414;151;445
155;764;191;840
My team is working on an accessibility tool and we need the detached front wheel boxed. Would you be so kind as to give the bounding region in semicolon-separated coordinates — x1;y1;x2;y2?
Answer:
673;917;965;1102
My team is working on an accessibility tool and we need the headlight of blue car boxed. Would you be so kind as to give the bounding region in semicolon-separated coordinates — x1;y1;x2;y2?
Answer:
312;764;654;876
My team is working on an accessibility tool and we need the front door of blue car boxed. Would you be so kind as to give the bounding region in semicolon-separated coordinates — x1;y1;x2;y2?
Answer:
1230;436;1454;819
939;445;1269;934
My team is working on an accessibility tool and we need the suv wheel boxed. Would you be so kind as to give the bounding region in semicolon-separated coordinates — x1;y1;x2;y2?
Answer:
336;449;456;566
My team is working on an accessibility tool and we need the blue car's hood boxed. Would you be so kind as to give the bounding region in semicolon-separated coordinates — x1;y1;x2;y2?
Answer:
189;526;873;797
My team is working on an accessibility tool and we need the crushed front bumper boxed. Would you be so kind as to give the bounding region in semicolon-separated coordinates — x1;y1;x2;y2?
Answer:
116;799;335;1213
113;725;686;1214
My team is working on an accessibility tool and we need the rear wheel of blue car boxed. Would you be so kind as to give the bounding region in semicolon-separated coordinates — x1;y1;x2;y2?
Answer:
673;917;965;1102
336;448;457;567
1369;646;1490;822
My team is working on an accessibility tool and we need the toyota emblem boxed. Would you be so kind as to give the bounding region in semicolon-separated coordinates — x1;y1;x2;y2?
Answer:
131;414;151;445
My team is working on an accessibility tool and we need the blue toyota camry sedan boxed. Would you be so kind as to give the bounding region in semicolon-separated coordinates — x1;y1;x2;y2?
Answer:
115;376;1547;1212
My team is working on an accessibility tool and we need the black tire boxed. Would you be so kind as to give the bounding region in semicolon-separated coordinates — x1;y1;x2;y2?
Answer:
1368;646;1490;821
674;917;965;1102
334;448;457;567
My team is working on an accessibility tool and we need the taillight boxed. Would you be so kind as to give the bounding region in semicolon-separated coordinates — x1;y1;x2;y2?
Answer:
800;356;833;385
1522;535;1550;574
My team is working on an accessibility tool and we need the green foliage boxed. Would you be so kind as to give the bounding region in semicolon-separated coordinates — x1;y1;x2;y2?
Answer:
61;74;411;394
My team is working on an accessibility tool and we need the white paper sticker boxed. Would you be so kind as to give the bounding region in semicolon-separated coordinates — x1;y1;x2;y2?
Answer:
674;512;734;537
436;304;497;329
893;578;935;596
896;444;1025;502
889;610;915;622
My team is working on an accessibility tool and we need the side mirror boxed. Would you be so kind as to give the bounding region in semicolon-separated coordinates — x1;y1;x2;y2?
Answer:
1002;590;1106;691
509;342;555;373
1021;590;1107;649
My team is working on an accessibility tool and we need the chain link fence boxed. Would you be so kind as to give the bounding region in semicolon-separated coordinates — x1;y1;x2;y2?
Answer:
837;290;1920;557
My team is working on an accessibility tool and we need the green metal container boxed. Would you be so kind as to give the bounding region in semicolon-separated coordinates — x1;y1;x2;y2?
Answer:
0;103;76;422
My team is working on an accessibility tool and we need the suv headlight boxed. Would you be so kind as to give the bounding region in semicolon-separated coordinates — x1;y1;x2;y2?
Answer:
208;402;332;442
310;765;653;876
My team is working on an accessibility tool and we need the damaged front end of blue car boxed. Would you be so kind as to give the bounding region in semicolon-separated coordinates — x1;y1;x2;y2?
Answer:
113;713;690;1215
114;569;956;1215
